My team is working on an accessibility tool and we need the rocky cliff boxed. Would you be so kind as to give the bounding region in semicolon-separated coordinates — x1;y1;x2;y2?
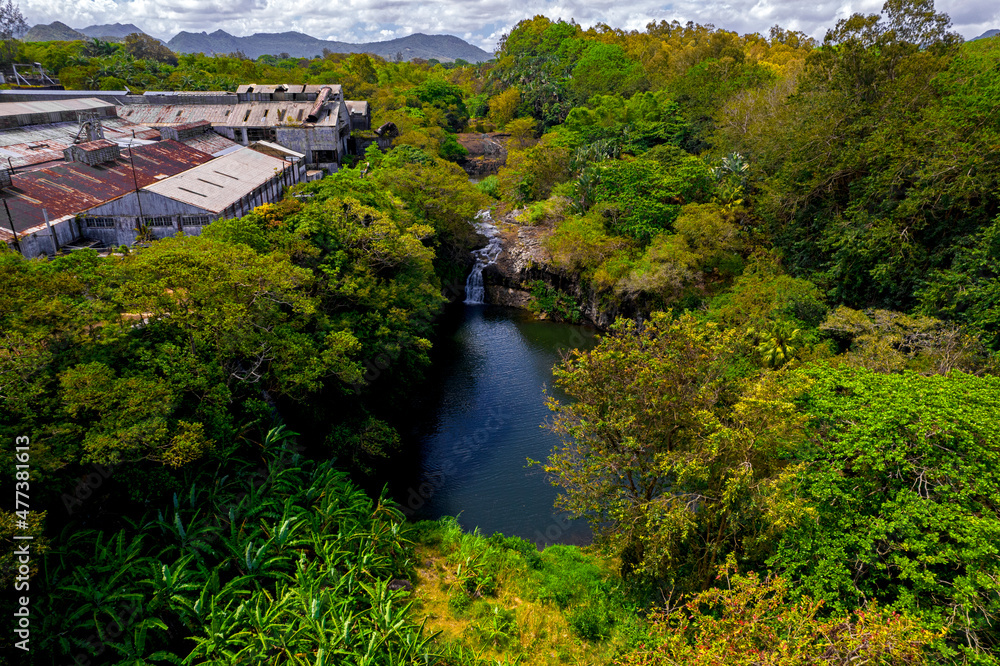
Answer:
456;133;509;178
480;211;638;329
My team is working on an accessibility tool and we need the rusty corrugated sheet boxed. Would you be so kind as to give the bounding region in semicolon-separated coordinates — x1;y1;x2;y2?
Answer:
75;139;117;152
0;118;162;171
0;140;213;234
178;132;241;157
117;101;339;128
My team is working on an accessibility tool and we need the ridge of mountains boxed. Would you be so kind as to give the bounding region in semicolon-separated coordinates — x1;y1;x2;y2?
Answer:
22;22;492;62
78;23;149;40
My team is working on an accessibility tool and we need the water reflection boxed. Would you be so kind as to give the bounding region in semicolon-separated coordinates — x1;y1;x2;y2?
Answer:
390;305;597;546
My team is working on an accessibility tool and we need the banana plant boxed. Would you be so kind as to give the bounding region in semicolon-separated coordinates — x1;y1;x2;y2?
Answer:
144;554;205;619
183;598;251;664
105;617;180;665
154;507;220;561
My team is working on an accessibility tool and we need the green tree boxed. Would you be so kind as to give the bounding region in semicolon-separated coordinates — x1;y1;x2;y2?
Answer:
918;215;1000;349
0;0;27;66
569;41;645;102
123;32;178;66
543;312;806;587
773;364;1000;660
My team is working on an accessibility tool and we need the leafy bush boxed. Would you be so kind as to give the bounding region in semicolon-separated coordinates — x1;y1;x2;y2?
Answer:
527;280;581;322
773;364;1000;660
616;566;934;666
568;603;614;641
476;174;501;199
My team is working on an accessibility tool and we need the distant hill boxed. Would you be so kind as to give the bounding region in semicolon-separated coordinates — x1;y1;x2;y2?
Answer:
78;23;150;41
167;30;492;62
971;29;1000;40
24;21;88;42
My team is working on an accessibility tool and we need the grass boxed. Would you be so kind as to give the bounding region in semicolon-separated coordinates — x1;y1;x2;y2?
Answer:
405;517;651;665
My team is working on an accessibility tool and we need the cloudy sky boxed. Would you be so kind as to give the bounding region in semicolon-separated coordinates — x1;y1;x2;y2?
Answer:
20;0;1000;51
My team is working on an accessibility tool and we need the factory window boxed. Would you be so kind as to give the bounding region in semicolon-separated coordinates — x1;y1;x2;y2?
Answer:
145;216;174;227
182;215;212;226
246;128;276;142
84;217;115;228
313;150;336;163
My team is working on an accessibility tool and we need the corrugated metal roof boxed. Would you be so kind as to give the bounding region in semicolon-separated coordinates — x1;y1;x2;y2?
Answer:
117;102;339;127
0;140;214;234
0;98;115;118
144;90;237;97
0;118;160;170
144;147;289;214
173;120;213;132
0;117;161;171
177;131;241;157
76;139;117;152
236;83;343;96
0;90;129;97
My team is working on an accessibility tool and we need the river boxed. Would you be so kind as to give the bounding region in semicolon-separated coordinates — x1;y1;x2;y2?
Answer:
389;304;596;545
387;217;598;545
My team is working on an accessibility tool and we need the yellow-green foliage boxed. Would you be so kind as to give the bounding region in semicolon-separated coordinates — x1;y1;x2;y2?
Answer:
615;565;935;666
488;87;521;128
546;206;636;279
407;517;647;665
497;134;571;204
819;306;992;375
517;195;571;226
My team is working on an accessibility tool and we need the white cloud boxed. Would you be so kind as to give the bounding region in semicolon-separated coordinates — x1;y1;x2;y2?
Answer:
20;0;999;51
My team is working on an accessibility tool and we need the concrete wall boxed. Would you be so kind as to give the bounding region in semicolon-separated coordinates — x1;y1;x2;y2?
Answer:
275;126;342;163
9;214;83;258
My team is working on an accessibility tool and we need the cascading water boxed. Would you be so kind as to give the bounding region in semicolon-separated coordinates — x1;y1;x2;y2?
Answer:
464;210;502;305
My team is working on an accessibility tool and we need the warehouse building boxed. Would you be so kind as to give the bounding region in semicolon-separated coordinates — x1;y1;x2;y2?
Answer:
117;84;356;168
77;146;302;248
0;139;215;257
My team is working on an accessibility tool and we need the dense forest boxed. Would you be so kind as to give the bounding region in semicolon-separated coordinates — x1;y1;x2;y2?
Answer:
3;0;1000;663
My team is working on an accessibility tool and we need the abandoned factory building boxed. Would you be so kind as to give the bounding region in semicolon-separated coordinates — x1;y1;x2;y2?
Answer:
0;82;372;258
117;84;364;169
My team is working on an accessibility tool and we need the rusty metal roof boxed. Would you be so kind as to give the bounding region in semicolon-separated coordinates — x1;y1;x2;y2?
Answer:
0;140;214;234
237;83;342;96
0;117;161;171
176;131;242;157
117;102;339;128
76;139;117;152
144;147;289;214
173;120;213;132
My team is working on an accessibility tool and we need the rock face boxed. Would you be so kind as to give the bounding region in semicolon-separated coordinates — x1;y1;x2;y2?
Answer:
456;133;510;178
480;211;636;329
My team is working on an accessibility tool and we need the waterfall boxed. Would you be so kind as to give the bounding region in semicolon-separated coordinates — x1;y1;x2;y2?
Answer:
464;210;502;305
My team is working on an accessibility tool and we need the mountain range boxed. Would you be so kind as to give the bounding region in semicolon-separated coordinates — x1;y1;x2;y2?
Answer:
165;30;491;62
78;23;149;40
23;22;492;62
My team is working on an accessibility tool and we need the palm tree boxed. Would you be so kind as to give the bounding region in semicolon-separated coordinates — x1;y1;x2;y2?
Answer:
754;320;803;367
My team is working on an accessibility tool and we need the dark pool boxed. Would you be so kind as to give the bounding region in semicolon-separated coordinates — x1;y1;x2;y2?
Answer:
389;304;597;546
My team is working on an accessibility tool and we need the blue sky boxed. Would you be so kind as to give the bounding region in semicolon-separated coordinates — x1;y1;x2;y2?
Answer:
21;0;1000;51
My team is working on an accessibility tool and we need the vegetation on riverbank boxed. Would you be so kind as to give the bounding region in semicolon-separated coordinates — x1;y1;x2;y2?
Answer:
5;0;1000;663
